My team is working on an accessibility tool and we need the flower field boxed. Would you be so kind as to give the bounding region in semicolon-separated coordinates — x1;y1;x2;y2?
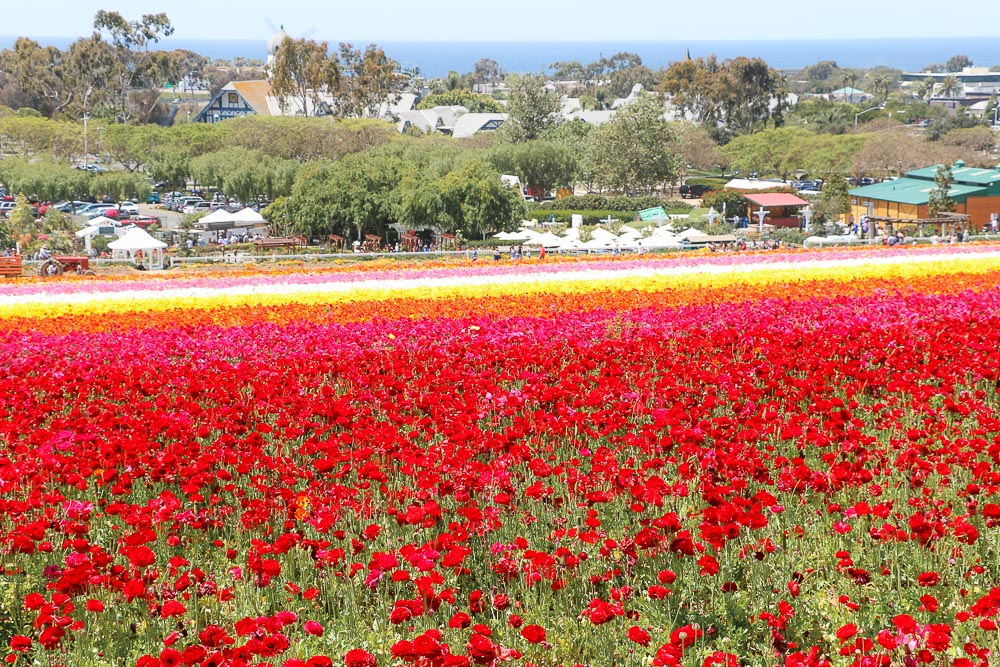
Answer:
4;247;1000;667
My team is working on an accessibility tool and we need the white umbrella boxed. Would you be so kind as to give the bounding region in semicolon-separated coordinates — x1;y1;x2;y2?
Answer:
582;237;613;250
641;236;683;249
493;231;512;240
523;232;563;246
555;238;585;250
676;227;707;240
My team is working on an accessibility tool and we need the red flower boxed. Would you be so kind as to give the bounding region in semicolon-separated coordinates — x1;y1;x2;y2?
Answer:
160;600;186;618
836;624;858;642
344;648;377;667
627;626;651;646
159;648;182;667
305;620;324;636
9;635;32;652
917;572;940;587
449;612;472;629
86;599;105;613
520;624;546;644
466;634;499;665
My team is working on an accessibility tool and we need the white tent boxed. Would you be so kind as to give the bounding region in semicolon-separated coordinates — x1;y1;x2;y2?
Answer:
232;207;266;224
640;236;683;250
676;227;708;240
523;232;563;247
554;238;585;251
199;208;237;224
583;237;614;251
88;215;118;227
108;227;168;270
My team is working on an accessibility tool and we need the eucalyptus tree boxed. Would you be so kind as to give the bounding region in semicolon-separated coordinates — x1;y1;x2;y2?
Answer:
268;37;341;116
92;10;174;123
585;94;683;194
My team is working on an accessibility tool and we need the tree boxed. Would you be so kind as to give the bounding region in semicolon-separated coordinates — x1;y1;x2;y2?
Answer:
721;127;813;181
416;91;504;113
838;69;863;102
938;76;961;98
608;65;656;98
927;164;956;217
801;60;839;83
815;172;850;224
472;59;505;87
268;37;340;116
437;161;524;238
659;56;785;140
335;43;407;119
680;124;727;174
548;61;585;83
488;140;576;199
0;38;75;117
946;54;973;72
716;57;788;136
92;10;174;123
585;94;683;194
502;74;561;143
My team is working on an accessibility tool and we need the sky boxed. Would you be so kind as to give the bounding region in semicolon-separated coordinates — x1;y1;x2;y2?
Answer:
4;0;1000;43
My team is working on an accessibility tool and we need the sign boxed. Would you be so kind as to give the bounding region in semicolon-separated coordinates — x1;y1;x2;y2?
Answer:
98;226;115;235
638;206;666;221
850;198;857;205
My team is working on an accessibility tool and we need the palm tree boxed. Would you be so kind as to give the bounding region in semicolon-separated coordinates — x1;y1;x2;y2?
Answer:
917;78;936;101
841;70;860;103
938;75;962;98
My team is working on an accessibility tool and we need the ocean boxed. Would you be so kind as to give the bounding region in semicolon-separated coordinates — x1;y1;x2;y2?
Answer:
2;35;999;78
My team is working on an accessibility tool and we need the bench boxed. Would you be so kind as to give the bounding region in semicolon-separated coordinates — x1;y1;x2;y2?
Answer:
0;255;22;278
254;237;304;251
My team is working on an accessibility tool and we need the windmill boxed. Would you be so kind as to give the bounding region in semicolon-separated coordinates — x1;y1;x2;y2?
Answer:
264;19;318;65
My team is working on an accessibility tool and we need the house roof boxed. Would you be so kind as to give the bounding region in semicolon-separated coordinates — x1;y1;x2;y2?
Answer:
451;113;508;138
744;193;810;207
229;80;273;116
905;162;1000;186
725;179;789;191
849;177;987;205
830;87;868;96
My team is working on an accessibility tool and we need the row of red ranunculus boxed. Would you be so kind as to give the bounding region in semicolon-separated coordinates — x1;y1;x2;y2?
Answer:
4;277;1000;667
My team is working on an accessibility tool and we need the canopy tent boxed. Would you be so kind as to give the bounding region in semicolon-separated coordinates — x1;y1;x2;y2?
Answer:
199;208;237;224
88;215;118;227
232;207;266;224
108;227;168;269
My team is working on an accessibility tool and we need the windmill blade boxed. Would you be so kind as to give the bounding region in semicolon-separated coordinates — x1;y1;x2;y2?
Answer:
300;26;317;39
265;17;277;34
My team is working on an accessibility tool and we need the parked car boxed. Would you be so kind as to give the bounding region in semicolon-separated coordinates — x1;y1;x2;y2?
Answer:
147;192;160;204
679;184;712;199
0;201;15;216
128;215;160;228
183;201;212;215
117;201;139;215
76;203;114;217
